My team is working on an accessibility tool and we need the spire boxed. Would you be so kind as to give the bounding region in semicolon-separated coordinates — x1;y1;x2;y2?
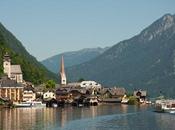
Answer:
60;56;65;74
60;56;67;85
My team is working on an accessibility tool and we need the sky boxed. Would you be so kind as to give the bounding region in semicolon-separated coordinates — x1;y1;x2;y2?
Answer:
0;0;175;61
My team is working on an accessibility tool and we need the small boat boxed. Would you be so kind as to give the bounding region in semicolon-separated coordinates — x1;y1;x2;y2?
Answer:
170;111;175;114
145;100;152;104
32;101;46;107
15;102;32;107
121;98;129;104
155;99;175;113
52;103;58;108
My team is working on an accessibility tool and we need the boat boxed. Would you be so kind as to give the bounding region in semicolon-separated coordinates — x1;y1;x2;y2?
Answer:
15;102;32;107
52;103;58;108
31;101;46;107
155;99;175;113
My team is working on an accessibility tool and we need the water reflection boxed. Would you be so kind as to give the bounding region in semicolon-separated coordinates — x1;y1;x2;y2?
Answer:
0;105;175;130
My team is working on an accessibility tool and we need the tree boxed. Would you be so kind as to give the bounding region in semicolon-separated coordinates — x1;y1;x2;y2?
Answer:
45;80;56;91
78;78;85;82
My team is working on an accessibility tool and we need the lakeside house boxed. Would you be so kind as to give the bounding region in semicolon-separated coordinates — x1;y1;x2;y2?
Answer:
133;90;147;103
99;87;126;103
56;87;70;103
23;83;36;102
0;76;24;103
43;91;56;101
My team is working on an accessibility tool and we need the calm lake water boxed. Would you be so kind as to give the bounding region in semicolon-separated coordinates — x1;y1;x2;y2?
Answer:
0;104;175;130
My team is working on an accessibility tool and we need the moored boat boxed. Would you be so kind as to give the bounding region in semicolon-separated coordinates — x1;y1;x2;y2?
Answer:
32;101;46;107
155;99;175;113
14;102;32;107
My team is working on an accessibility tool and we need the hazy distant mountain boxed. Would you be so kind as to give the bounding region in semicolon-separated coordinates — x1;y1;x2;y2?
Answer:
41;47;109;73
66;14;175;97
0;23;57;84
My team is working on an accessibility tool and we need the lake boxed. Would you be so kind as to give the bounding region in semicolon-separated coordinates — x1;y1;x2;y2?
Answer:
0;104;175;130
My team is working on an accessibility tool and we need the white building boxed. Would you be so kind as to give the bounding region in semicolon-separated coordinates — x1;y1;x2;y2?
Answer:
3;53;23;83
80;81;102;89
23;89;36;102
43;91;56;100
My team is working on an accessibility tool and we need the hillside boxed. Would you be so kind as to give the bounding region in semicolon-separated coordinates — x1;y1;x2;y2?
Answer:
41;47;109;73
66;14;175;97
0;23;57;84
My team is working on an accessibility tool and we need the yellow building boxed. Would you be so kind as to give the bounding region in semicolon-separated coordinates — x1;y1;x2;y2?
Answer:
0;76;24;103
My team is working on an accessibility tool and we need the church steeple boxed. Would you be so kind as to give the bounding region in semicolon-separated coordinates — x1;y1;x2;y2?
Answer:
3;52;11;78
60;56;67;85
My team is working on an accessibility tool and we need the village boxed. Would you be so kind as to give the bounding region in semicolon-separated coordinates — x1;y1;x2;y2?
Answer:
0;53;149;108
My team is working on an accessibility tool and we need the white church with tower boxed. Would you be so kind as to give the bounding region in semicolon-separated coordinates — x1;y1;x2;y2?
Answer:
59;55;102;89
3;53;23;83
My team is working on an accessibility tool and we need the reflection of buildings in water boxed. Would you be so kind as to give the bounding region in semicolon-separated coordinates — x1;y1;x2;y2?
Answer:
0;108;37;130
60;108;68;127
91;106;98;118
0;108;58;130
121;104;128;113
43;108;56;127
79;106;98;119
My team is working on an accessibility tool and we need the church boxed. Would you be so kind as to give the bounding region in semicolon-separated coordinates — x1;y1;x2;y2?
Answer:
3;53;23;83
0;53;24;102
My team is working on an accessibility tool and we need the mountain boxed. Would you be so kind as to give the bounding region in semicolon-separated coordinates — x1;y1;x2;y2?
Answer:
66;14;175;97
41;47;109;73
0;22;57;84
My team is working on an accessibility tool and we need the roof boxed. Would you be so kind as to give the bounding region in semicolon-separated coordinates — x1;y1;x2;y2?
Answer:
113;87;126;96
99;87;126;96
0;76;24;88
56;86;88;95
56;87;70;95
11;65;22;74
24;85;35;92
69;88;87;94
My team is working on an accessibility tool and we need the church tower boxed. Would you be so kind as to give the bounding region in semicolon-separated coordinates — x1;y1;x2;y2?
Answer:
3;53;11;78
60;56;67;85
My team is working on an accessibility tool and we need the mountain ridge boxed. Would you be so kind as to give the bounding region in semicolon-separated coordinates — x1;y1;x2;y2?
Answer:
66;14;175;97
41;47;109;73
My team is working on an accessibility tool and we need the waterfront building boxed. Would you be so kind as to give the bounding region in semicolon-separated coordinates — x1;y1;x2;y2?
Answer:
23;84;36;102
0;76;24;103
43;91;56;100
133;90;147;103
56;87;70;102
60;56;67;85
99;87;126;103
69;88;87;99
3;53;23;83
